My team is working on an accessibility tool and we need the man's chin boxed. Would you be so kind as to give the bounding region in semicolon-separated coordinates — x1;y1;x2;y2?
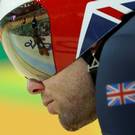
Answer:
59;117;80;131
58;113;91;131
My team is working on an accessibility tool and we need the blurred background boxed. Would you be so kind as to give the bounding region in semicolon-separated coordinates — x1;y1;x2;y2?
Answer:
0;42;101;135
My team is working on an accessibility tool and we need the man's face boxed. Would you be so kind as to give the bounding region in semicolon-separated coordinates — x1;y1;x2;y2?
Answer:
27;58;96;131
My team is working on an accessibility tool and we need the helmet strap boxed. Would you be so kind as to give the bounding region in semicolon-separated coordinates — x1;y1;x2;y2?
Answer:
81;49;99;84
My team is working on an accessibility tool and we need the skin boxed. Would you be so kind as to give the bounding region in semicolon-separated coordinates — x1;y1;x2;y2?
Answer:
27;58;97;131
0;7;97;130
0;31;96;130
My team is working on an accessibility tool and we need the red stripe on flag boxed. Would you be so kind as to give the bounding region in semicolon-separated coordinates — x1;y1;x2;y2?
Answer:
119;83;124;105
107;90;135;97
98;7;124;20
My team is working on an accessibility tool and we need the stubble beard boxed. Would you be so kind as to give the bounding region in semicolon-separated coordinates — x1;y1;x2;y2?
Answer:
58;105;94;131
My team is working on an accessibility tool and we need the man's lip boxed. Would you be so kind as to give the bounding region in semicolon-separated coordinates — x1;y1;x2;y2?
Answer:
43;99;54;106
47;103;57;114
43;100;57;114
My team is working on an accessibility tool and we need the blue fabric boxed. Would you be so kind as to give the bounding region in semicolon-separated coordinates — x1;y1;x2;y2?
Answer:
96;15;135;135
122;1;135;10
80;14;117;56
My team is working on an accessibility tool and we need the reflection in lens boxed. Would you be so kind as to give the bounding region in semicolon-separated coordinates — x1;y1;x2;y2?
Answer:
1;1;56;80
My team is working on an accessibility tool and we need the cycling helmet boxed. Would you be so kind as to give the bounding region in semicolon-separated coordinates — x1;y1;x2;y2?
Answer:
0;0;135;80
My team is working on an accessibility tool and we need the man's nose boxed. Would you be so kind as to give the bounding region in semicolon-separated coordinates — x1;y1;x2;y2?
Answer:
27;79;45;94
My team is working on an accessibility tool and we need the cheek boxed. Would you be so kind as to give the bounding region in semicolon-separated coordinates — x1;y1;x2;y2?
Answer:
44;82;71;101
48;83;88;108
47;86;74;110
57;90;89;112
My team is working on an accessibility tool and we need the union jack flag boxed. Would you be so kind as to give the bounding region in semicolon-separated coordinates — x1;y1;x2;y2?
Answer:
76;0;135;58
106;81;135;107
